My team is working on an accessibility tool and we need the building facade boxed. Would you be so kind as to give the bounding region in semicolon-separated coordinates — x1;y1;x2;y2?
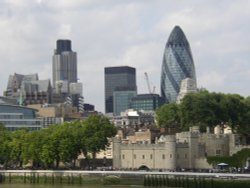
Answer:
160;26;196;103
52;39;77;91
113;126;248;171
0;102;42;131
131;94;164;112
105;66;137;114
110;109;155;127
4;73;52;105
176;78;197;103
113;90;137;116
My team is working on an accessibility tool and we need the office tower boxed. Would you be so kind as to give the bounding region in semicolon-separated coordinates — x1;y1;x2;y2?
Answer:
113;90;137;116
52;39;77;91
105;66;136;114
131;94;164;112
160;26;196;103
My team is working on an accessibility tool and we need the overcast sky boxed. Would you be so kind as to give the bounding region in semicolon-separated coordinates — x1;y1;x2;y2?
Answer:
0;0;249;112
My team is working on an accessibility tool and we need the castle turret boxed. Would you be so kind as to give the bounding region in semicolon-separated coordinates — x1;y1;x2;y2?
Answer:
164;135;177;170
112;136;121;169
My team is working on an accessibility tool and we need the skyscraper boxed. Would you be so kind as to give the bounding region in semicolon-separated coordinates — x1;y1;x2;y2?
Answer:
113;90;137;116
105;66;136;114
160;26;196;103
52;39;77;91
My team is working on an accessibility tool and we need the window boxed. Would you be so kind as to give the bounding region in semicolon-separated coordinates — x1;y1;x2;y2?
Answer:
150;154;153;159
162;154;165;159
216;150;221;156
142;155;145;159
134;154;136;159
122;154;125;159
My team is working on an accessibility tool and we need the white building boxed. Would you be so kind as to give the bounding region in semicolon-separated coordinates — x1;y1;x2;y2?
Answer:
176;78;197;103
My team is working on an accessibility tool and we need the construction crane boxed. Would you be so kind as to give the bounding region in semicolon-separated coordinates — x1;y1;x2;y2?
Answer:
144;72;155;94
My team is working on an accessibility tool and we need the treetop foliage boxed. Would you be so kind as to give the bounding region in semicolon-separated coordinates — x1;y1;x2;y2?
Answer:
156;91;250;134
0;114;116;169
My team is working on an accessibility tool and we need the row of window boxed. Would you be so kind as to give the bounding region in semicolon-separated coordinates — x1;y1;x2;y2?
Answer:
0;120;41;125
0;115;23;119
122;153;188;160
6;127;41;131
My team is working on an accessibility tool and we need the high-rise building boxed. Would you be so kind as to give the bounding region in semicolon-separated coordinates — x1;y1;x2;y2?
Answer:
52;39;77;91
131;94;164;112
105;66;136;114
160;26;196;103
113;90;137;116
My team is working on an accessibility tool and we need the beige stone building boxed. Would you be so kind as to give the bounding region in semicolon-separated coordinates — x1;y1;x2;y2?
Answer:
113;125;250;171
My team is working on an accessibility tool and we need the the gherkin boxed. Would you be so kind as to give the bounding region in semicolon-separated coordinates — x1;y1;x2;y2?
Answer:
160;25;196;103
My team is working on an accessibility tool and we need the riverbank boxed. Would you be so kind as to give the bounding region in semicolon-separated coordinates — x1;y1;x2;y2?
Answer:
0;171;143;186
1;170;250;187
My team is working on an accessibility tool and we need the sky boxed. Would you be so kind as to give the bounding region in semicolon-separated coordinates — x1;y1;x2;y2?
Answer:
0;0;250;112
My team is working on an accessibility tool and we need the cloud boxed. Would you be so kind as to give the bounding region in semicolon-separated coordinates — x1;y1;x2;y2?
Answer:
0;0;249;112
198;71;226;88
58;24;72;38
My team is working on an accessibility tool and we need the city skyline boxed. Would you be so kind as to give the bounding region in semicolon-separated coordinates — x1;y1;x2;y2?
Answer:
0;1;250;112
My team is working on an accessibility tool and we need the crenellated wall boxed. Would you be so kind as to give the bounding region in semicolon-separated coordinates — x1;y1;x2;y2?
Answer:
112;127;249;171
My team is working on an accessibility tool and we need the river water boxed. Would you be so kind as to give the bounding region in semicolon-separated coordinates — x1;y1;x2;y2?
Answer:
0;183;142;188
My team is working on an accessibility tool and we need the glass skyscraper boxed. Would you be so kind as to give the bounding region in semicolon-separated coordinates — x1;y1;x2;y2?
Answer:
113;90;137;116
52;40;77;89
131;94;164;112
105;66;136;114
160;26;196;103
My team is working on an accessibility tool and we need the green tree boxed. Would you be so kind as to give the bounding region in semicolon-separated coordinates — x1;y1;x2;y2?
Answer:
179;91;220;131
157;90;250;134
8;129;29;167
57;121;85;167
22;130;45;168
0;124;11;168
82;115;116;160
40;126;61;168
207;148;250;168
236;96;250;139
156;103;180;130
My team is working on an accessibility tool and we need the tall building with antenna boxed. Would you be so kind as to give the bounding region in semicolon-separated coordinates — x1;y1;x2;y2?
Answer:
160;26;197;103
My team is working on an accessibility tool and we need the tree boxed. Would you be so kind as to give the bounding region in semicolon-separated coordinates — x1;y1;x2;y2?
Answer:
156;90;250;134
57;121;85;167
22;130;45;168
8;129;29;167
236;96;250;140
39;126;61;168
207;148;250;168
82;115;117;160
156;103;181;130
0;124;11;168
179;91;220;131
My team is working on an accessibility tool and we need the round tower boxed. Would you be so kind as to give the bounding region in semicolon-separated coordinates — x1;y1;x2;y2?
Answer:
112;136;122;170
164;135;176;170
